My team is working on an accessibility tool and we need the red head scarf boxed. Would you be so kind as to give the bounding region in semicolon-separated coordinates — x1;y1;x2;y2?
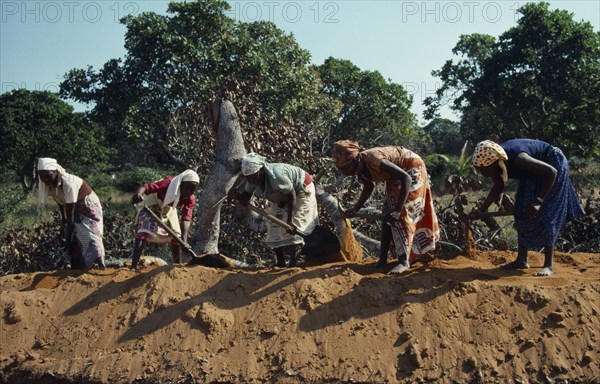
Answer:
332;140;361;169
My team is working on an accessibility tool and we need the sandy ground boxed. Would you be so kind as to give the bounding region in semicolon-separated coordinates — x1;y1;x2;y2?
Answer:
1;250;599;384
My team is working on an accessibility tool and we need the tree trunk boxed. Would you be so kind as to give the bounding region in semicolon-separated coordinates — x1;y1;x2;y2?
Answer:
194;100;247;254
194;99;380;256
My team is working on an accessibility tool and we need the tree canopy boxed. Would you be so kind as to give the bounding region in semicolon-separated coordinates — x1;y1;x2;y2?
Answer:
60;0;339;171
60;0;428;171
424;2;600;156
316;57;418;148
422;118;465;155
0;89;111;180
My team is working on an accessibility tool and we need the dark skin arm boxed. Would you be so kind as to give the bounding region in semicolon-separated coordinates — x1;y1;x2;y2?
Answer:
378;159;412;221
472;153;556;218
474;170;506;214
230;174;298;233
132;186;146;204
346;177;374;215
279;188;298;234
345;159;411;219
178;181;198;243
513;153;557;218
169;219;192;263
285;188;297;226
61;203;76;248
57;203;66;240
171;219;193;263
38;170;72;243
181;220;191;244
172;181;199;262
232;189;253;206
513;153;556;199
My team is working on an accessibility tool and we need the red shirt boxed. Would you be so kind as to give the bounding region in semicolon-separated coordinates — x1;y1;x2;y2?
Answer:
144;176;196;222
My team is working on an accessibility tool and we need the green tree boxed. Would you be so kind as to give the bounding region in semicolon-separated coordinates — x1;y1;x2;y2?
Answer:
59;59;140;159
60;0;338;170
0;89;111;181
316;57;418;148
422;118;465;155
424;2;600;156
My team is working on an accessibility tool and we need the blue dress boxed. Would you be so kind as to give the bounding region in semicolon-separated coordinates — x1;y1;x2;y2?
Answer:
502;139;584;248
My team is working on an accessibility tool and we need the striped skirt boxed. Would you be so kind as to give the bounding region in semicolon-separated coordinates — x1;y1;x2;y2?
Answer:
73;192;105;267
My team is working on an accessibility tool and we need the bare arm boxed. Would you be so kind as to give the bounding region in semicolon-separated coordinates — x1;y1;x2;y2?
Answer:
286;188;297;225
57;203;66;223
478;172;506;212
514;152;557;218
513;152;557;201
234;190;253;206
350;178;374;212
132;186;147;204
379;159;412;213
63;202;76;247
181;220;191;243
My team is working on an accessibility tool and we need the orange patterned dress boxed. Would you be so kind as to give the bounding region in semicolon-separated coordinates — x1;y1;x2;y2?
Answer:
359;146;440;262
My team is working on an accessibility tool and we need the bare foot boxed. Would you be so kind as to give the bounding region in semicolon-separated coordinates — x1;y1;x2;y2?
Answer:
534;267;554;276
388;262;410;275
500;260;529;270
375;258;388;267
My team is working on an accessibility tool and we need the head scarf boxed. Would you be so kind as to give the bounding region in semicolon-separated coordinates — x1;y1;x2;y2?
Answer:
37;157;66;205
241;153;267;176
472;140;509;182
332;140;361;169
163;169;200;208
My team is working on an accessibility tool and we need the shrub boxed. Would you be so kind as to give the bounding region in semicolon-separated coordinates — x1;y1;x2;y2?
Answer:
115;167;177;192
82;167;178;194
0;184;34;232
84;172;118;195
0;89;112;179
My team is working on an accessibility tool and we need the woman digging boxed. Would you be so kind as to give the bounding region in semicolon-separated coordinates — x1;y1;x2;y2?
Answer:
331;140;440;275
231;153;320;268
37;157;106;269
130;170;199;270
470;139;584;276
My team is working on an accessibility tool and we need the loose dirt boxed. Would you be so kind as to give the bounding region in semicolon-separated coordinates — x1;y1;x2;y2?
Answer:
464;223;477;257
331;218;363;263
1;251;599;384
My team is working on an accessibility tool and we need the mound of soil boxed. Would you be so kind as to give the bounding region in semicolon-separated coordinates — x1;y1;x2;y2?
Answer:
1;251;599;383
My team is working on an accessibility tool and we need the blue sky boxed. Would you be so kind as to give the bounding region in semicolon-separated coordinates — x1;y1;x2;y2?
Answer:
1;0;598;123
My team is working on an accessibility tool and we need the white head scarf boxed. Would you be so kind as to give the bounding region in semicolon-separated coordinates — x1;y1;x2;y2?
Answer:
37;157;66;205
472;140;509;182
241;153;267;176
163;169;200;208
